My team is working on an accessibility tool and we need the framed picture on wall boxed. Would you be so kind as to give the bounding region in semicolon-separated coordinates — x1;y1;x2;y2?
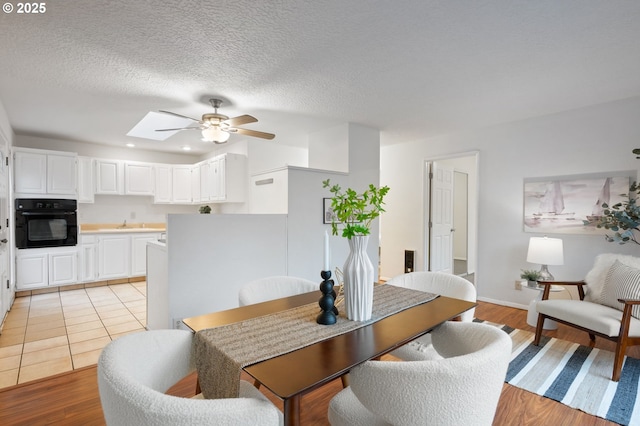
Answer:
523;171;635;235
323;198;337;224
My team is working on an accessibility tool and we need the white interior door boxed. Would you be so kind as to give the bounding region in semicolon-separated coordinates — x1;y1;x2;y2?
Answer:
428;161;454;273
0;148;10;324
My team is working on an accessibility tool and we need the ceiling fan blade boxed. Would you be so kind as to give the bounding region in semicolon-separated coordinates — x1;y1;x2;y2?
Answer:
225;114;258;126
155;126;201;132
159;110;201;122
233;127;276;140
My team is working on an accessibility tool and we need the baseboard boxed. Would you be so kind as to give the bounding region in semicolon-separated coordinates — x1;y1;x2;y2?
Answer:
477;296;528;311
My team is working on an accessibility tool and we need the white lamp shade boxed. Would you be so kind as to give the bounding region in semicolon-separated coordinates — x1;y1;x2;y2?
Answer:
201;126;230;143
526;237;564;265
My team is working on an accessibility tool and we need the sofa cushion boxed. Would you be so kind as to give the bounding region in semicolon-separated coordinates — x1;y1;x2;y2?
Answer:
585;253;640;302
536;299;640;337
599;260;640;320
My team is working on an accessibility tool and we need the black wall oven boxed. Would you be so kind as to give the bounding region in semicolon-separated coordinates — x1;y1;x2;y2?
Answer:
15;199;78;249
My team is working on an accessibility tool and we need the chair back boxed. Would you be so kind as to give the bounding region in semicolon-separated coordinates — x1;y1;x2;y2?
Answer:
97;329;281;426
584;253;640;302
386;271;476;321
348;322;511;425
238;275;318;306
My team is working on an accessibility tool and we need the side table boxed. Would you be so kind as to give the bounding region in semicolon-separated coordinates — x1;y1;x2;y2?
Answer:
525;284;564;330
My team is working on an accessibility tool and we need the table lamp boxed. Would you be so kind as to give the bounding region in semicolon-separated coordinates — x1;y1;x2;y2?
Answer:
526;236;563;281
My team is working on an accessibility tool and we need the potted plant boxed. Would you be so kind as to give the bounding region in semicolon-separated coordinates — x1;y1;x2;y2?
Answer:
199;205;211;214
521;269;542;288
323;179;390;321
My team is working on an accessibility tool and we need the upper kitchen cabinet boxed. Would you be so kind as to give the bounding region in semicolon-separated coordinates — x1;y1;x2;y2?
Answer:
124;162;154;196
95;159;124;195
153;164;172;203
172;165;192;203
14;148;77;197
77;156;95;203
95;160;153;196
207;153;247;203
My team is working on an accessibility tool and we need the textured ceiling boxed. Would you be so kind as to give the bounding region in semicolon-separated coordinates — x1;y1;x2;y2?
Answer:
1;0;640;154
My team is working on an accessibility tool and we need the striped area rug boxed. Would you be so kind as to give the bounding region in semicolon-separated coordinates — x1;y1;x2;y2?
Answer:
475;320;640;425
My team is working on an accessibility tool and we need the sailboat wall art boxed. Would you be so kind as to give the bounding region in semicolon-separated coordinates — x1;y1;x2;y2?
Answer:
523;171;635;235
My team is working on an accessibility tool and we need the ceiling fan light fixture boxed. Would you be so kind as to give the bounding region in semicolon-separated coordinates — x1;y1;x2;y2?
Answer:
201;126;230;143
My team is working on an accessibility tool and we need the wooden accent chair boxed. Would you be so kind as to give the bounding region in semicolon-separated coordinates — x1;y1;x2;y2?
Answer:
97;329;282;425
328;322;511;426
534;253;640;382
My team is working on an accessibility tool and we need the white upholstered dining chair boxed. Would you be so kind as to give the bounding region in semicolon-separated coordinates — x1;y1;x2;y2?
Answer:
97;329;282;426
386;271;477;360
328;321;511;426
238;275;318;306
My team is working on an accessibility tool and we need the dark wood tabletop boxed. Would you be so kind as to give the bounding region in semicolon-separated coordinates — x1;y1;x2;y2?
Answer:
182;291;476;426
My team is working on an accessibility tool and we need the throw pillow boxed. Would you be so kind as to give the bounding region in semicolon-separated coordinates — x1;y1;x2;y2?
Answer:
600;260;640;320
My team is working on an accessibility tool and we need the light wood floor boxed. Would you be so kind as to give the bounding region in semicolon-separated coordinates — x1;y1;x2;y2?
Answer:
1;301;635;425
0;283;146;389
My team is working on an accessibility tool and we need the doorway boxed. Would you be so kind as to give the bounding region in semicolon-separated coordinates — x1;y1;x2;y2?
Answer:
424;152;478;279
453;171;468;276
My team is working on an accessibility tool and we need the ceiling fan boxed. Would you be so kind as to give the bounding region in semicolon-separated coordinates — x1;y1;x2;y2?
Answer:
156;98;275;144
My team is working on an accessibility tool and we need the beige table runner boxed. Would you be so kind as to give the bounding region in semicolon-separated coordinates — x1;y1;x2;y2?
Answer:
194;285;437;399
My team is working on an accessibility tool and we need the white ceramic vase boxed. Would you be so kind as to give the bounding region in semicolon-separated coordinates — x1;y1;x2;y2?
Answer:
343;235;374;321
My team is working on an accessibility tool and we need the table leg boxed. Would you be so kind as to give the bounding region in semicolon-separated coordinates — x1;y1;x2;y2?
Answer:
284;395;301;426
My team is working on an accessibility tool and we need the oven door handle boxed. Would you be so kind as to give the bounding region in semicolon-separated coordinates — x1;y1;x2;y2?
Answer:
19;211;76;216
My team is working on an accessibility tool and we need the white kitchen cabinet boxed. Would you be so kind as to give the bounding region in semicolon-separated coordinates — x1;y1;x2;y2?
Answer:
47;154;77;195
154;165;172;203
125;162;154;196
14;149;77;196
16;247;78;289
95;159;124;195
209;153;246;202
207;157;221;201
49;250;78;286
191;165;201;203
77;156;95;203
16;250;48;289
131;233;161;276
97;234;130;279
171;165;192;203
198;161;210;202
14;151;46;194
78;234;97;282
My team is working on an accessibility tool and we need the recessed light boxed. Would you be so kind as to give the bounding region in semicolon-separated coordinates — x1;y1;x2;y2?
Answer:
181;146;192;151
126;143;135;148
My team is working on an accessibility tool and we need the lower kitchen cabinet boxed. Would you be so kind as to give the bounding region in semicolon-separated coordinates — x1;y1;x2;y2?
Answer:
97;234;131;280
79;235;97;282
16;248;78;290
95;232;161;280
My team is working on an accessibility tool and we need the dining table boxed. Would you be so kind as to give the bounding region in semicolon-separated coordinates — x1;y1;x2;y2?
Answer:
182;287;476;426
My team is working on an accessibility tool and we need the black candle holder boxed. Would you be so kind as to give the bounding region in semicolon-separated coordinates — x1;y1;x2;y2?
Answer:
316;270;338;325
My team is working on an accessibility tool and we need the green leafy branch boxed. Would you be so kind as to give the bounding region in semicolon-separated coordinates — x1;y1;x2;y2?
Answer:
587;182;640;245
322;179;390;239
583;149;640;245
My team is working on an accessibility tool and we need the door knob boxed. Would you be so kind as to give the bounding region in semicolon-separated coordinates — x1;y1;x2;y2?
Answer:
0;239;7;244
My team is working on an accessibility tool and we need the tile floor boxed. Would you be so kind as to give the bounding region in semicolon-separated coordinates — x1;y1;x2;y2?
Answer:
0;282;146;389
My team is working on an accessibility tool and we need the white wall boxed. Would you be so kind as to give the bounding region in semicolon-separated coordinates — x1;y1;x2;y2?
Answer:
166;214;288;322
308;124;349;172
381;96;640;308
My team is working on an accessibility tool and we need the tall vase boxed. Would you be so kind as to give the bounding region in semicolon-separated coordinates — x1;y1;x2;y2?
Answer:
343;235;374;321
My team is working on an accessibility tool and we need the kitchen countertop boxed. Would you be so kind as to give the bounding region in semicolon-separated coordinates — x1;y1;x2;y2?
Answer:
80;223;166;234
